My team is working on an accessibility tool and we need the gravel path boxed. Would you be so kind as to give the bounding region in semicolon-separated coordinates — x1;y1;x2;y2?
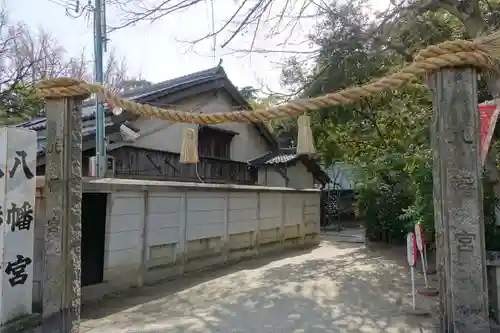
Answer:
79;235;438;333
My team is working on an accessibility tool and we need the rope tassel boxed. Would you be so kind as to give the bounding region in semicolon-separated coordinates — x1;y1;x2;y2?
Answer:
296;114;315;155
180;128;199;164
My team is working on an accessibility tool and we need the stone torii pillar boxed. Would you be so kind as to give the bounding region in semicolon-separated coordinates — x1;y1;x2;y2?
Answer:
429;66;490;332
42;91;85;332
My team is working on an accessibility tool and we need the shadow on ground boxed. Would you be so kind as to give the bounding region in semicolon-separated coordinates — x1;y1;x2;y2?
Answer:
80;235;438;333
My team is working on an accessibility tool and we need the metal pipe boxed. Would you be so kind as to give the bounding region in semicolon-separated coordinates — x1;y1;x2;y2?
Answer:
94;0;106;177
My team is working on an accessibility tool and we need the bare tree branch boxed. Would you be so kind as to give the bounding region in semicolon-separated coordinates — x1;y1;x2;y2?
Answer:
0;4;144;124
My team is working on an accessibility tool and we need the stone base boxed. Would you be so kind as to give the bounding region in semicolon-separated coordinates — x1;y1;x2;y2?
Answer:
417;287;439;297
401;306;431;317
0;314;40;333
490;322;500;333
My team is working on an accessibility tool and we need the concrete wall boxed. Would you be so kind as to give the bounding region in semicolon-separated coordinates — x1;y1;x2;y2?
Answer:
33;178;321;306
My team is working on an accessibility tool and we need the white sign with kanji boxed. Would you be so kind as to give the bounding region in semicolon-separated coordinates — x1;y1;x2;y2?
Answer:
0;128;36;324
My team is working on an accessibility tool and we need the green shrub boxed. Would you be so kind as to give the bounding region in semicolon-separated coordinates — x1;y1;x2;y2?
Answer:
399;149;434;239
356;148;499;248
355;153;414;244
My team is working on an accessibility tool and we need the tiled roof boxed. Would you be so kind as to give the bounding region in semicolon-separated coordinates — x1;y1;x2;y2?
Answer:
16;109;103;133
247;148;300;166
248;149;330;185
33;121;116;155
262;154;300;165
123;67;223;101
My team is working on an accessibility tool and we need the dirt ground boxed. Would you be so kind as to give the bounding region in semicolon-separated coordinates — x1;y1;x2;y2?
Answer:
76;234;439;333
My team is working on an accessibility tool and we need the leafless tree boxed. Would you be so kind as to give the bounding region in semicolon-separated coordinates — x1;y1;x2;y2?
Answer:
0;5;145;124
6;24;89;84
102;48;146;92
0;9;45;92
107;0;321;51
6;22;141;92
106;0;498;81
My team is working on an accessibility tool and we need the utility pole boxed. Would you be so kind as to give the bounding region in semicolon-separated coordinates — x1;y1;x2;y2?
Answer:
94;0;106;177
58;0;107;177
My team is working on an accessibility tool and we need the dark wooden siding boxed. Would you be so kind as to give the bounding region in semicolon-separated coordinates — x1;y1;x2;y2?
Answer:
111;146;258;185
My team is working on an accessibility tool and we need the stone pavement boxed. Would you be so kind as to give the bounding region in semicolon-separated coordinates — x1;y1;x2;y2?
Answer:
322;226;366;243
76;235;438;333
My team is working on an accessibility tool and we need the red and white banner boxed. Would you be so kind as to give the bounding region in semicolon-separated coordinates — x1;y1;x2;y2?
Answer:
414;223;424;252
479;102;500;166
407;232;417;267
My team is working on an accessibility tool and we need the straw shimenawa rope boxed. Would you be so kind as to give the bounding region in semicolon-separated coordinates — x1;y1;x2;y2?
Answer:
35;31;500;125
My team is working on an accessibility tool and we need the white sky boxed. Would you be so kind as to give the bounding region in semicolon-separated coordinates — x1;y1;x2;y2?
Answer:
6;0;389;93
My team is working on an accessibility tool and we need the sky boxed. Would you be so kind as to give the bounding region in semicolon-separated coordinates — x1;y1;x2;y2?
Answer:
6;0;389;94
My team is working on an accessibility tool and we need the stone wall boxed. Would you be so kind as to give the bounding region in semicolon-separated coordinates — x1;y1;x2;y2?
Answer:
33;177;321;307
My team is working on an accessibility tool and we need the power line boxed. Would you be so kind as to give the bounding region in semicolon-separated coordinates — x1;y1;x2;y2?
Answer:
210;0;216;61
204;0;216;62
47;0;78;10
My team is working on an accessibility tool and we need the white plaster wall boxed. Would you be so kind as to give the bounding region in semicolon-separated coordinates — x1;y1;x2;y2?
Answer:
287;163;315;189
258;168;286;187
257;164;314;189
125;92;270;162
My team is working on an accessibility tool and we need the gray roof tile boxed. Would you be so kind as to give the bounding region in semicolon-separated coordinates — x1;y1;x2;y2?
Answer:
264;154;299;164
248;149;330;185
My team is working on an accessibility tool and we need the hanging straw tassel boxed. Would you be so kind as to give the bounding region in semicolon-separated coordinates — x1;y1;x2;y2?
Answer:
180;128;199;164
296;114;316;155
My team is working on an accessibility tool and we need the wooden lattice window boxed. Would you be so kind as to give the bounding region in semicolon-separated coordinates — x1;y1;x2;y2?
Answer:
198;126;234;159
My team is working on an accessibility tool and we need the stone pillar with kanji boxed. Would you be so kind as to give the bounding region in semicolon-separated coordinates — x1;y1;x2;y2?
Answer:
0;127;37;324
430;67;490;332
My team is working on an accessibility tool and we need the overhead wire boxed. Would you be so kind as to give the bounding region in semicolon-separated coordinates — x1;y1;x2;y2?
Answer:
47;0;78;10
210;0;216;61
46;0;93;19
